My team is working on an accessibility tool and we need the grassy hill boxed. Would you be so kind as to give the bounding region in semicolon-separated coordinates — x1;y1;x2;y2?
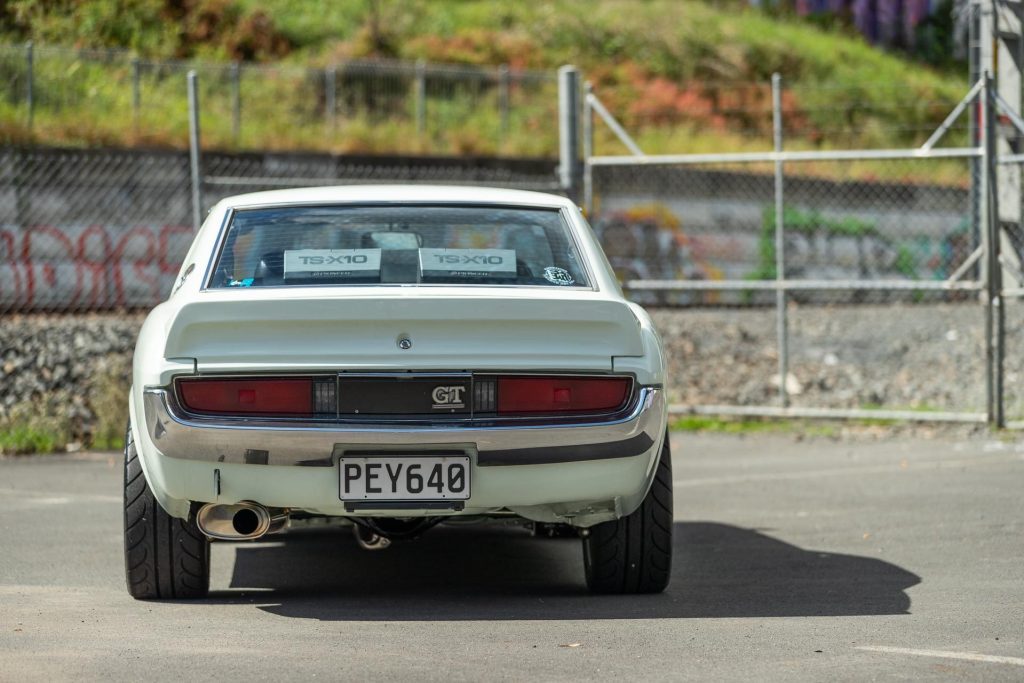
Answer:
0;0;969;165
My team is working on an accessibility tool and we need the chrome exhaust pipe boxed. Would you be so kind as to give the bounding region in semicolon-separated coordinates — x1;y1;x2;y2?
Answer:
353;524;391;551
196;502;288;540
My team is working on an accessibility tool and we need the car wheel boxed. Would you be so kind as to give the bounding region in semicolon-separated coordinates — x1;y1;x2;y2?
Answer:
582;432;673;594
123;423;210;600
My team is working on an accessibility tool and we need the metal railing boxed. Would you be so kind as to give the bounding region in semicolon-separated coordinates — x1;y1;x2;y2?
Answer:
584;72;1021;427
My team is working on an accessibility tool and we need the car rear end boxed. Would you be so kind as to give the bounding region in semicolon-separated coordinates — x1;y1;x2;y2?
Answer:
125;188;670;599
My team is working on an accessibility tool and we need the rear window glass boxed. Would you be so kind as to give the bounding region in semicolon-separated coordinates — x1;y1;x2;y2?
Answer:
207;205;590;289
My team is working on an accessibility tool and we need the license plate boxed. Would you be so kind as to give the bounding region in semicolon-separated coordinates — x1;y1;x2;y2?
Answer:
339;456;471;501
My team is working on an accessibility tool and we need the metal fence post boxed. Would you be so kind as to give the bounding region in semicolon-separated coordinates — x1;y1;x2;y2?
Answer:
582;81;594;216
985;72;1006;427
415;59;426;137
968;0;981;259
187;70;203;233
498;64;510;138
131;58;141;127
25;41;33;134
325;65;336;135
981;70;1004;426
772;73;790;408
231;63;241;145
558;65;581;199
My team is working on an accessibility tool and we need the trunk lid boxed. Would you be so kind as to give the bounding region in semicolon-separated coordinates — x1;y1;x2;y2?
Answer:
163;289;642;373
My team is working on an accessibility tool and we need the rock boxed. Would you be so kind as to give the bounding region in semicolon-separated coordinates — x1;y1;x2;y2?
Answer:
770;372;803;396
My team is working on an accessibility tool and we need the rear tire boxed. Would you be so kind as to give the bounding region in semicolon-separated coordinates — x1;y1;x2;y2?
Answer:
123;423;210;600
582;433;673;594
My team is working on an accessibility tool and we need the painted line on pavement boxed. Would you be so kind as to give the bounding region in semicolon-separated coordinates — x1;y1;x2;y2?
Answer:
857;646;1024;667
674;452;1021;487
0;487;120;503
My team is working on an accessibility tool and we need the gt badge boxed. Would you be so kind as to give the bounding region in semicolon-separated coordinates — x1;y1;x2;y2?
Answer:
432;385;466;409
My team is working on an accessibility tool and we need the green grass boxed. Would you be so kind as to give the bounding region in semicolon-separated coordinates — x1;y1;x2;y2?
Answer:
0;354;129;456
0;425;67;455
671;415;841;437
671;402;981;436
0;425;123;455
0;0;970;168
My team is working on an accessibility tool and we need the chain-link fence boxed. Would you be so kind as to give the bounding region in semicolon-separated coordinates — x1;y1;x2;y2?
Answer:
0;43;557;157
4;44;1023;427
592;159;975;304
0;147;558;311
200;149;560;204
583;74;1014;424
997;153;1024;427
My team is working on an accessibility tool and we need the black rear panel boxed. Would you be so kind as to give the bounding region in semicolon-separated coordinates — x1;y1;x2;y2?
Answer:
337;376;473;416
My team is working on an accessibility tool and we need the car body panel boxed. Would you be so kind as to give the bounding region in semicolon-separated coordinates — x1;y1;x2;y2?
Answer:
130;185;668;527
162;290;643;373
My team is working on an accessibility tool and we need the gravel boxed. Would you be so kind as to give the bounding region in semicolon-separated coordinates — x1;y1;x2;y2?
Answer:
2;303;1021;427
651;302;1018;414
0;313;145;427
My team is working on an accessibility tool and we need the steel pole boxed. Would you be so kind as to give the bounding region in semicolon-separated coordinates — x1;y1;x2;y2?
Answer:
25;42;33;134
982;71;999;425
985;71;1006;428
969;0;982;261
498;64;510;139
772;73;789;407
583;82;594;216
187;70;203;233
558;65;581;199
415;59;426;137
231;63;241;145
325;65;336;135
131;58;141;128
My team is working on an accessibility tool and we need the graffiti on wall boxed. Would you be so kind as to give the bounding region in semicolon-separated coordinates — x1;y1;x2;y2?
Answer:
592;205;724;282
754;205;973;282
0;202;974;311
0;224;193;310
593;202;972;288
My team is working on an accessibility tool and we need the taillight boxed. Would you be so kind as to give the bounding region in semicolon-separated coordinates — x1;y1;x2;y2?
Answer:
496;377;631;415
178;377;335;416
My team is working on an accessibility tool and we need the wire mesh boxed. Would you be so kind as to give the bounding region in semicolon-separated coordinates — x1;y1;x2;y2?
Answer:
652;302;987;415
0;43;557;156
591;157;976;305
785;302;986;414
0;147;193;310
998;158;1024;424
0;147;559;313
651;307;778;407
0;50;1013;425
587;109;988;418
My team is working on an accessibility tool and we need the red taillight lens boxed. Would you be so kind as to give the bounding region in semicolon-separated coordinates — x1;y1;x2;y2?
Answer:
179;378;315;416
496;377;631;414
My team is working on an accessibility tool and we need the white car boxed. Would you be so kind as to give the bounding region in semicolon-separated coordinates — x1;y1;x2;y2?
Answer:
125;185;671;599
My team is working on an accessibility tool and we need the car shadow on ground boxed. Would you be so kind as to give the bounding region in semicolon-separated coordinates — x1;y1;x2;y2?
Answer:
206;521;921;621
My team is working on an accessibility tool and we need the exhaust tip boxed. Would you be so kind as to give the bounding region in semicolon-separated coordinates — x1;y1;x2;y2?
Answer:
232;507;262;536
353;524;391;551
196;502;284;540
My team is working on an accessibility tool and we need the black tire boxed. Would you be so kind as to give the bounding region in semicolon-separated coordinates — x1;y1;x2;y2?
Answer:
582;433;673;594
123;423;210;600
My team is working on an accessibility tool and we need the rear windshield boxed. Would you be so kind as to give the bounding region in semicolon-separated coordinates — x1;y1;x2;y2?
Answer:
207;205;590;289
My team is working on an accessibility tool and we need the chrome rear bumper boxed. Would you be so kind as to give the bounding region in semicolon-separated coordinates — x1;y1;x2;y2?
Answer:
142;387;664;467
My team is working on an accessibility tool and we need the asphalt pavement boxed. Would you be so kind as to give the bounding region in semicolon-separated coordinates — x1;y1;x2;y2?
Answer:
1;432;1023;681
